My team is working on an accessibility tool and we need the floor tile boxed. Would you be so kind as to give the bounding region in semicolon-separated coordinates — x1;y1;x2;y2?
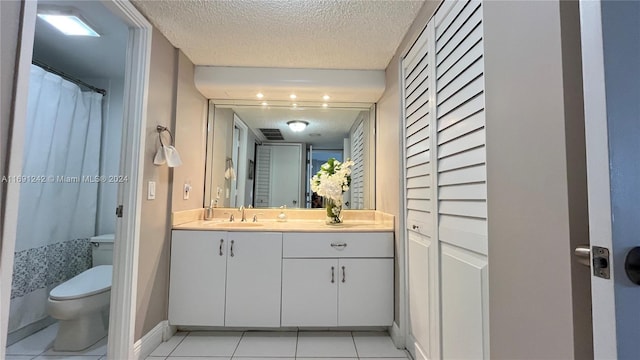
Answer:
170;331;242;357
234;331;297;357
6;324;58;355
167;357;230;360
295;358;356;360
234;358;294;360
149;331;188;357
33;356;102;360
352;332;407;358
41;336;107;356
295;331;357;358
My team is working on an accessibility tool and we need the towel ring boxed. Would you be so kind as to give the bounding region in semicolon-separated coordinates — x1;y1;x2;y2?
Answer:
156;125;174;146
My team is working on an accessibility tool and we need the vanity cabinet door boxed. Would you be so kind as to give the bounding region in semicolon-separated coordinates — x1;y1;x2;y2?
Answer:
169;230;227;326
281;258;338;326
338;258;394;326
225;232;283;327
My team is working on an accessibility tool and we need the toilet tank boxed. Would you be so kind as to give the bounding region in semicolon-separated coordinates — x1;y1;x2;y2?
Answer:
91;234;114;266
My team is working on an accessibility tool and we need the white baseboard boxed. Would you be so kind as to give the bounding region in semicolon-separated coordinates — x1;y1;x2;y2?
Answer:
133;320;172;360
389;321;404;349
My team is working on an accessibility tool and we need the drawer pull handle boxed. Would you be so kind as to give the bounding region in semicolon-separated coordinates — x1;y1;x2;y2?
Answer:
219;239;224;256
331;242;347;249
331;266;335;283
342;266;346;283
230;240;235;257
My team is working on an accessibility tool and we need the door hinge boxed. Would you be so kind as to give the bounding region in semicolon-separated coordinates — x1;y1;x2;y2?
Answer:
116;205;124;218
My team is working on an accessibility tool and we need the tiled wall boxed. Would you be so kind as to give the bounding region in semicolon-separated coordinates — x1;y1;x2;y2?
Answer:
11;238;92;299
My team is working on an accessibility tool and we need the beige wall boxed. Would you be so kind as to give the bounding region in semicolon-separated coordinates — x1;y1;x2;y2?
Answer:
135;28;177;340
484;1;588;358
376;0;440;325
171;51;208;211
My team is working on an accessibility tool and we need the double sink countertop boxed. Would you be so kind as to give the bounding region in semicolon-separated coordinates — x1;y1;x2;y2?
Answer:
172;208;394;232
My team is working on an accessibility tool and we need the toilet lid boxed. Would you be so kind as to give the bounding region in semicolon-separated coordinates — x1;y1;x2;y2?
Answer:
50;265;112;300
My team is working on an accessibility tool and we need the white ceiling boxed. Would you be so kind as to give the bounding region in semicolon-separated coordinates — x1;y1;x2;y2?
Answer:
228;105;367;148
33;0;129;80
131;0;425;70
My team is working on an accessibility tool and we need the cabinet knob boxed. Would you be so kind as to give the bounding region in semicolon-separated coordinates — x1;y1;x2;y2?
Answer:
331;266;335;283
219;239;224;256
230;240;235;257
342;266;346;283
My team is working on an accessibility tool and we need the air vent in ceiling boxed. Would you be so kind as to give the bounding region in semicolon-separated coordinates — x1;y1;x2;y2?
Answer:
259;128;284;141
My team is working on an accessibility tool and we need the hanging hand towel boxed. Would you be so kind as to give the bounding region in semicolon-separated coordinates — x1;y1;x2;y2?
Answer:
224;159;236;180
153;146;166;165
164;145;183;167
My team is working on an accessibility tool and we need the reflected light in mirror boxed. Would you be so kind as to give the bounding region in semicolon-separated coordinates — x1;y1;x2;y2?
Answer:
287;120;309;132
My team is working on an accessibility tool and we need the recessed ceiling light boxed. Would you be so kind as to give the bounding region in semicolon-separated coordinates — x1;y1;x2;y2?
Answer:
322;103;328;108
261;102;268;106
37;11;100;37
323;95;330;101
292;103;298;107
287;120;309;132
256;93;264;98
289;94;297;99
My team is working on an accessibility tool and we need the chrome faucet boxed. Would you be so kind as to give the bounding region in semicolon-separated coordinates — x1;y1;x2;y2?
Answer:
239;205;247;222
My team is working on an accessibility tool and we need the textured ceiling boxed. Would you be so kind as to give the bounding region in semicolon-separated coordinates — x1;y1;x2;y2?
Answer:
131;0;425;70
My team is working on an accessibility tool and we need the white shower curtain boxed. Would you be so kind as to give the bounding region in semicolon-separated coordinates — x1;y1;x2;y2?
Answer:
9;65;103;333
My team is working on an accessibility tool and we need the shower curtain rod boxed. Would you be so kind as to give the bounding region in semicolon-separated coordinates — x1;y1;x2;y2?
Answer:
32;59;107;96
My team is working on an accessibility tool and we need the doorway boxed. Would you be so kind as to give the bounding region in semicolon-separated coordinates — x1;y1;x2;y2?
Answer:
0;1;152;359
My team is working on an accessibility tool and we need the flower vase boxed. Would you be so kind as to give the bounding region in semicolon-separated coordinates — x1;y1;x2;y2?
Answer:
325;198;343;225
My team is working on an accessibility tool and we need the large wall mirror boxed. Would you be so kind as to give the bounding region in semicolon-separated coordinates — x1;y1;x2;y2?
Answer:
204;100;375;210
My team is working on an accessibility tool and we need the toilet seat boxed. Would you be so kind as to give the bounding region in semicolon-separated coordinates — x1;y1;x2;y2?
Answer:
50;265;112;301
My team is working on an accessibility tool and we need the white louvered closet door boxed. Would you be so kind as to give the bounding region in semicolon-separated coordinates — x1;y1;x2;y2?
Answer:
350;120;365;209
402;19;440;360
403;1;489;359
434;1;488;358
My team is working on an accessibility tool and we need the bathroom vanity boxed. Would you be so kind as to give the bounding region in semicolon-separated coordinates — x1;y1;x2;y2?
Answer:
169;209;394;328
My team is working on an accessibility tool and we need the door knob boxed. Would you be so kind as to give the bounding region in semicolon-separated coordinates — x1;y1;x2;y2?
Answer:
625;247;640;285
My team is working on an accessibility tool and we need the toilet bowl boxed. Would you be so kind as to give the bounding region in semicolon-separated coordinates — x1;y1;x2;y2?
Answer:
48;234;114;351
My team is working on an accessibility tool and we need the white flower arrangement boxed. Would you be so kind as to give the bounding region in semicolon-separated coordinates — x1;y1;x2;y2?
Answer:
310;158;353;223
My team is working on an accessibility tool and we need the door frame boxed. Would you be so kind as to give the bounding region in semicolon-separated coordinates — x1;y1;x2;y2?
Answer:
0;1;151;359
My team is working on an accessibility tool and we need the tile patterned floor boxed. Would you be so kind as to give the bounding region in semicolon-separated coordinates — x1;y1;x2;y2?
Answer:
5;324;409;360
148;330;409;360
5;323;107;360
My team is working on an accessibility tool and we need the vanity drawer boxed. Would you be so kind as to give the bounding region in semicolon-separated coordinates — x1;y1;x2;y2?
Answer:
282;232;393;258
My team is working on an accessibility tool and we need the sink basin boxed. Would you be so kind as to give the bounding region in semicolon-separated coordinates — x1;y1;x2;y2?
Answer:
206;222;264;228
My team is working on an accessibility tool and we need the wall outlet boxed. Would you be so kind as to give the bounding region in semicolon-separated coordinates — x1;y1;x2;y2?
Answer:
183;182;192;200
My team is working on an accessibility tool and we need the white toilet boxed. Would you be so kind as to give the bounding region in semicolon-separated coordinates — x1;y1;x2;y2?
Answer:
47;234;114;351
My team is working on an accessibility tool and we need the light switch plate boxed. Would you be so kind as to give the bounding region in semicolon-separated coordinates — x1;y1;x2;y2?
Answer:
147;181;156;200
183;183;191;200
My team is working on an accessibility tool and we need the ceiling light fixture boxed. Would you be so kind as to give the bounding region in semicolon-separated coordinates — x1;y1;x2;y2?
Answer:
37;9;100;37
323;95;330;101
289;94;297;99
287;120;309;132
322;103;328;108
256;93;264;98
261;102;268;106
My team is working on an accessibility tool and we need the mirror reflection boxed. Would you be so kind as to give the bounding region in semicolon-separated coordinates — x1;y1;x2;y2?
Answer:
204;101;375;209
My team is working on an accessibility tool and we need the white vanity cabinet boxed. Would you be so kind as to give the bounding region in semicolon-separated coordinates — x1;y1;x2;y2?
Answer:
169;230;282;327
169;230;227;326
281;232;394;327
